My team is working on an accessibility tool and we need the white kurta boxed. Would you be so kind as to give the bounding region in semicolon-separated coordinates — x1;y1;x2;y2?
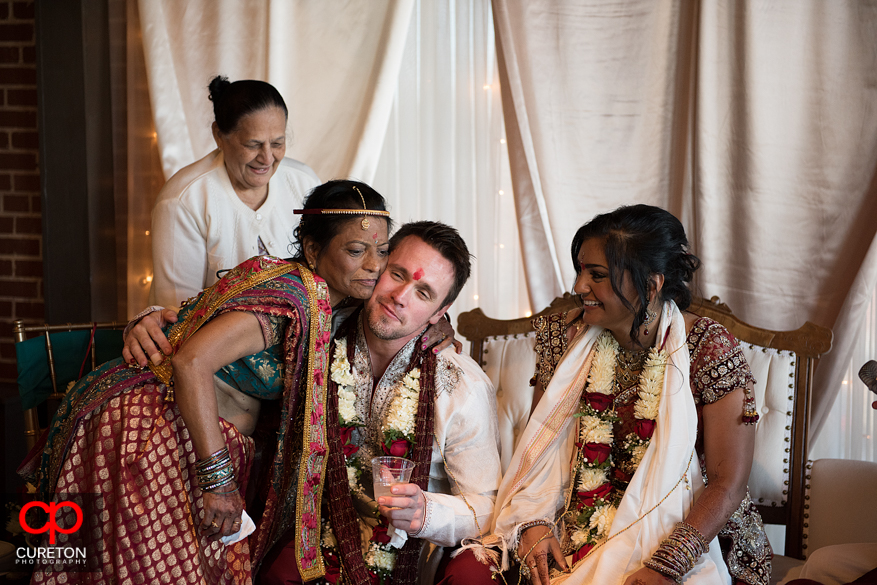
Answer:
347;318;502;581
148;149;320;307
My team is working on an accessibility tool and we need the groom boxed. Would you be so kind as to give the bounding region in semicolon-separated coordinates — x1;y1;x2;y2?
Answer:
260;221;502;585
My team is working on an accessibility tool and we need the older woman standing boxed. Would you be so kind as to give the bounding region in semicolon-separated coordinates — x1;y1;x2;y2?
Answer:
149;75;319;308
491;205;770;585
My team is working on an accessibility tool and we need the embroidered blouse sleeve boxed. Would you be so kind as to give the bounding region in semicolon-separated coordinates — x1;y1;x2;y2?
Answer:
686;318;756;405
251;312;293;348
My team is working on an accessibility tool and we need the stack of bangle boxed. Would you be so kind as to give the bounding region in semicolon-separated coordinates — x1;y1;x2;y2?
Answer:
195;446;237;492
644;521;710;583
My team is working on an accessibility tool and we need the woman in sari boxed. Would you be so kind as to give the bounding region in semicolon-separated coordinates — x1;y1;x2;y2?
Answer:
19;180;393;585
493;205;770;585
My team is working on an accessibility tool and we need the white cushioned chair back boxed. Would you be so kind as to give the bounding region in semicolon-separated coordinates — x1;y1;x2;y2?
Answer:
482;333;536;473
482;334;798;502
803;458;877;556
739;342;796;508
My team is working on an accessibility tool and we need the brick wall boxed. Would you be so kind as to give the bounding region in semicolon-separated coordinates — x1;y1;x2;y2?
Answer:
0;0;40;383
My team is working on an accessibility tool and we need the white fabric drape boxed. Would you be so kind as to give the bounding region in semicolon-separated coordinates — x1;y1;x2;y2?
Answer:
125;0;525;326
124;0;413;314
137;0;413;182
371;0;529;325
119;0;877;450
492;0;877;441
811;286;877;463
493;1;699;308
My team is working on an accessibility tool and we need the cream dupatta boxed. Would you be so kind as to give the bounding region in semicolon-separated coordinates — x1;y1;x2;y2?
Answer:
491;301;731;584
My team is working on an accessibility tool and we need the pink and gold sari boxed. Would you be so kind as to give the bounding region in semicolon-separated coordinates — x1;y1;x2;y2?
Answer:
19;257;333;584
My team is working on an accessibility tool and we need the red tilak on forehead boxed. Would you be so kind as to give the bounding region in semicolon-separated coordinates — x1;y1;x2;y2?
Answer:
372;232;378;242
413;268;424;280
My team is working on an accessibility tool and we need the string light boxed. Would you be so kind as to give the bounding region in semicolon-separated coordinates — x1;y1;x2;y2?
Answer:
483;84;491;90
525;311;532;318
500;138;506;144
498;190;505;195
145;230;150;236
473;294;479;300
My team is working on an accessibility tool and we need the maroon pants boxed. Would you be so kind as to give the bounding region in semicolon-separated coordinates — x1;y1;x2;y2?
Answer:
258;528;304;585
434;549;497;584
258;533;495;585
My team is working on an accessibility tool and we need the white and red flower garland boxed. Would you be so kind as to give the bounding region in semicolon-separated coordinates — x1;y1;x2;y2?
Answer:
567;330;667;565
322;337;421;584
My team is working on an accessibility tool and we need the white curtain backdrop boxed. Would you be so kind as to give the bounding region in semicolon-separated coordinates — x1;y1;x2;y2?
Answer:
125;0;525;328
810;288;877;463
492;0;877;445
126;0;413;314
137;0;413;182
370;0;529;327
114;1;876;458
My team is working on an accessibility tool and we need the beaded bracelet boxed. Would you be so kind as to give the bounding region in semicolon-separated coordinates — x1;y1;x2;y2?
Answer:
196;447;230;467
519;519;553;534
512;520;554;564
195;446;236;492
210;482;240;495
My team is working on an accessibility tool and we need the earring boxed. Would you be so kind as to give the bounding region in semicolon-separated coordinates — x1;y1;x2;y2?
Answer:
308;262;315;271
643;307;658;336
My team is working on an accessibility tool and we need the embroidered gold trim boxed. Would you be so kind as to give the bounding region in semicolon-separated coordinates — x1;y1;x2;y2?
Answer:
149;261;297;386
296;263;329;581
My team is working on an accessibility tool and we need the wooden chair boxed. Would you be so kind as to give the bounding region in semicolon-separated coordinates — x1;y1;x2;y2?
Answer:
13;320;125;452
457;294;832;560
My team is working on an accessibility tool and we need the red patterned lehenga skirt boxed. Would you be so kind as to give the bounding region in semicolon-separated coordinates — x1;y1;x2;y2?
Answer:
27;374;254;585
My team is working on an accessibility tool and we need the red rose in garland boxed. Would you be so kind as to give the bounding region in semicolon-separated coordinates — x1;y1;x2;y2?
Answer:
586;392;613;412
577;484;614;509
582;442;611;464
382;438;410;458
370;523;392;545
635;419;656;440
572;543;594;564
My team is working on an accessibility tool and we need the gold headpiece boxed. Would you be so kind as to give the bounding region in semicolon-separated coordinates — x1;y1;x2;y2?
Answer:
293;185;389;230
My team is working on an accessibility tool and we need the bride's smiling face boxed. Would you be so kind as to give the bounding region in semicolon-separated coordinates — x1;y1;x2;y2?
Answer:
573;237;639;338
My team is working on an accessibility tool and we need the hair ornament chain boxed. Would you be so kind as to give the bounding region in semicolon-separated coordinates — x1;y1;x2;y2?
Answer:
293;185;389;231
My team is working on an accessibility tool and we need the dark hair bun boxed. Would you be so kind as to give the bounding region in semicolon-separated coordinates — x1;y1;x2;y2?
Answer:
208;75;231;104
208;76;288;134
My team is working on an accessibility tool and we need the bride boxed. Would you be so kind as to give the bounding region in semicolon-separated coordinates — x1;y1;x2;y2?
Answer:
492;205;770;585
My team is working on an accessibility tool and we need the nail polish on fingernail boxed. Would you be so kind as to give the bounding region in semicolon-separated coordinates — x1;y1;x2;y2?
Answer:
423;336;428;342
433;348;438;354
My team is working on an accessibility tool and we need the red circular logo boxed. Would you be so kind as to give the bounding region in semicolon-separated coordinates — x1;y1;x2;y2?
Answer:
19;501;83;545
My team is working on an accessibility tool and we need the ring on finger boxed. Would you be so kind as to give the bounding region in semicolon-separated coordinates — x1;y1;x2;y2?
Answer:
210;521;219;529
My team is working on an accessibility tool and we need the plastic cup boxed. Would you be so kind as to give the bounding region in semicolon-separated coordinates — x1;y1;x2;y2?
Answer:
371;456;415;501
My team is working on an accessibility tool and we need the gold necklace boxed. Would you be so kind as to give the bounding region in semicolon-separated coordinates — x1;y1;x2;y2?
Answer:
615;346;648;389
